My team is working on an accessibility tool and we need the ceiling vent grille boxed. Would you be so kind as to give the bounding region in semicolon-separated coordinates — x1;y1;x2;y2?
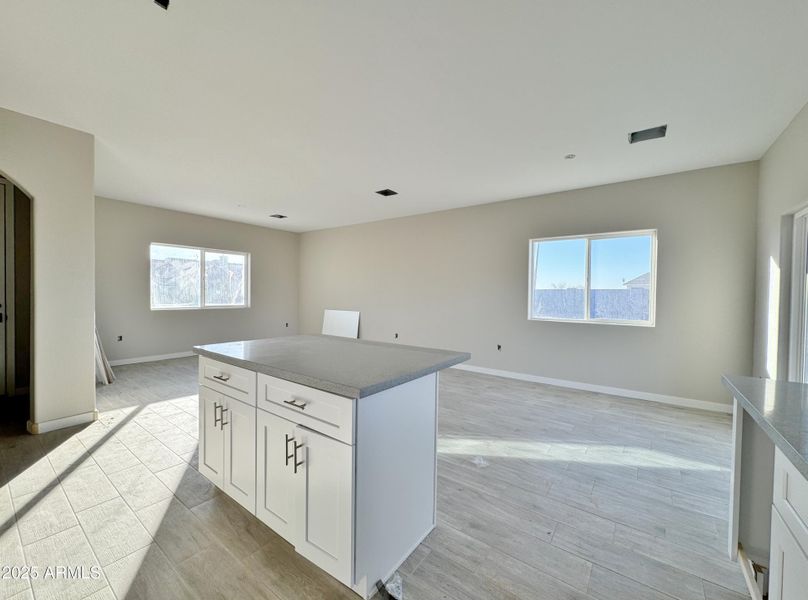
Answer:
629;125;667;144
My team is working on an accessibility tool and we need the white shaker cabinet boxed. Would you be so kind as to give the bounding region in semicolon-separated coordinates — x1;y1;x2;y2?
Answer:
256;409;353;580
256;397;354;585
198;384;256;514
768;447;808;600
256;410;299;543
252;371;438;598
769;507;808;600
198;386;224;487
222;393;256;512
293;424;353;585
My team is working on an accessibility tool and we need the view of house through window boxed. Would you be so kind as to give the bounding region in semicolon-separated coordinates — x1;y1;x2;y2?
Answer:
150;243;250;309
529;230;656;325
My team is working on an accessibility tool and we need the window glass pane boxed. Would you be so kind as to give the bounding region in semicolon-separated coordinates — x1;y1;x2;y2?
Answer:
531;238;586;319
150;245;201;308
589;235;652;321
205;251;246;306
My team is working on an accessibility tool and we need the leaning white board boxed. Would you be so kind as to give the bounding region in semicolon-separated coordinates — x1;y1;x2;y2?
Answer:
322;309;360;338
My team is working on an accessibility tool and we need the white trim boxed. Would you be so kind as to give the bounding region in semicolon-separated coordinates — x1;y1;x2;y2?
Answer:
451;363;731;414
528;228;657;327
729;397;743;560
583;235;591;320
109;350;195;367
789;205;808;381
27;410;98;434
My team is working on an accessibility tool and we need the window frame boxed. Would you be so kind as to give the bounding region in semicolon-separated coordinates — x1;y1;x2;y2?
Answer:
149;242;251;311
527;229;657;327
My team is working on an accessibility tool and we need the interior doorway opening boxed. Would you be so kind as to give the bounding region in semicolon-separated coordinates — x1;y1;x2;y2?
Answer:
0;175;32;425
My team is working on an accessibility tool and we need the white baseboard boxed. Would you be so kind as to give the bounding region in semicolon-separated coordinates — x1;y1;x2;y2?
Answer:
27;410;98;434
109;351;195;367
451;364;732;414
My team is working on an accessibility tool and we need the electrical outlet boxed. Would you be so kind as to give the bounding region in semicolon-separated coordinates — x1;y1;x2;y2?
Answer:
117;335;123;342
394;333;399;339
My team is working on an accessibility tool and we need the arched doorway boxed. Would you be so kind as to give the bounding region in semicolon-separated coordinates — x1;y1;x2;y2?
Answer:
0;173;32;426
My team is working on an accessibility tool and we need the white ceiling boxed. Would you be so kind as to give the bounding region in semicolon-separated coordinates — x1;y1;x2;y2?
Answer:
2;1;808;232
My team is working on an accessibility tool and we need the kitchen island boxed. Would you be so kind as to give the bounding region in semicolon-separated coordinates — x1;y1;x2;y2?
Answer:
193;335;470;599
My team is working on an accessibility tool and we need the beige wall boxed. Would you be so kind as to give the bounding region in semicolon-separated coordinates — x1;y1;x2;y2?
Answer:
0;107;96;425
754;101;808;379
300;163;758;406
95;197;299;362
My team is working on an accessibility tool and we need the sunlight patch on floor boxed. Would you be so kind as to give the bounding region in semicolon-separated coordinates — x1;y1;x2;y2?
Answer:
0;394;202;600
437;437;727;471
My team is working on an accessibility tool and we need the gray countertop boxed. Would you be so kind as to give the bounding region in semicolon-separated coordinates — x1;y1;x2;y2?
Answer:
194;335;471;399
722;375;808;479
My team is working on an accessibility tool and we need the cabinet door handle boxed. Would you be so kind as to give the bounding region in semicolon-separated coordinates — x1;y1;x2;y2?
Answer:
213;373;231;382
285;434;294;466
283;398;307;410
293;441;304;474
220;406;229;430
213;402;222;427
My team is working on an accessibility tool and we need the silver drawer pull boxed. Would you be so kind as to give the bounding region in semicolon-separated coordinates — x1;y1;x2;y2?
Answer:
293;441;304;473
285;434;294;466
213;402;222;427
212;373;231;382
283;398;307;410
220;406;229;429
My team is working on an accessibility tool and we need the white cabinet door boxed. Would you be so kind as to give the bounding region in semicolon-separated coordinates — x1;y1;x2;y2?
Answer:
198;386;224;487
770;506;808;600
294;425;353;586
223;396;256;513
256;410;298;543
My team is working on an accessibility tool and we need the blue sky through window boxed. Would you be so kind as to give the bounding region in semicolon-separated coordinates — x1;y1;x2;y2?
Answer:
534;235;651;290
534;239;585;289
590;235;651;288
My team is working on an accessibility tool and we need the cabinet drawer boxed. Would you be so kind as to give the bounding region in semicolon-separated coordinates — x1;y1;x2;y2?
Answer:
257;373;354;444
199;356;256;407
774;447;808;552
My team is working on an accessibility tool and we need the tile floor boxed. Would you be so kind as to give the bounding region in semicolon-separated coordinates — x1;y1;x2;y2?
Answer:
0;357;749;600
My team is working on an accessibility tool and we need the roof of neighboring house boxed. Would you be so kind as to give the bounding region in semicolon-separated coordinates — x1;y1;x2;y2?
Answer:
623;272;651;286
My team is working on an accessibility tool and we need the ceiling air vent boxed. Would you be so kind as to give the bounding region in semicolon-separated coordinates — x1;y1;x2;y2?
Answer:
376;189;398;197
629;125;667;144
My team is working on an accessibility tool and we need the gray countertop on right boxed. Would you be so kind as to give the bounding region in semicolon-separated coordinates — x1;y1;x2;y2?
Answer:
722;374;808;479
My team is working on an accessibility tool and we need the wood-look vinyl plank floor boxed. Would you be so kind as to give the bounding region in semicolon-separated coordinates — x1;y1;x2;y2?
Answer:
0;357;748;600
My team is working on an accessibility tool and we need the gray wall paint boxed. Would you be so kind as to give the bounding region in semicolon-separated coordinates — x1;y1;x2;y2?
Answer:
736;101;808;559
0;107;96;425
300;163;758;405
95;197;299;362
754;100;808;379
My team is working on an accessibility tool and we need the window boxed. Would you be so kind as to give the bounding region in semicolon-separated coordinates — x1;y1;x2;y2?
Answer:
150;243;250;310
529;230;656;325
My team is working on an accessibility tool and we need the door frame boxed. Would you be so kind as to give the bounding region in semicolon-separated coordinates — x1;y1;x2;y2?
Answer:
789;205;808;382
